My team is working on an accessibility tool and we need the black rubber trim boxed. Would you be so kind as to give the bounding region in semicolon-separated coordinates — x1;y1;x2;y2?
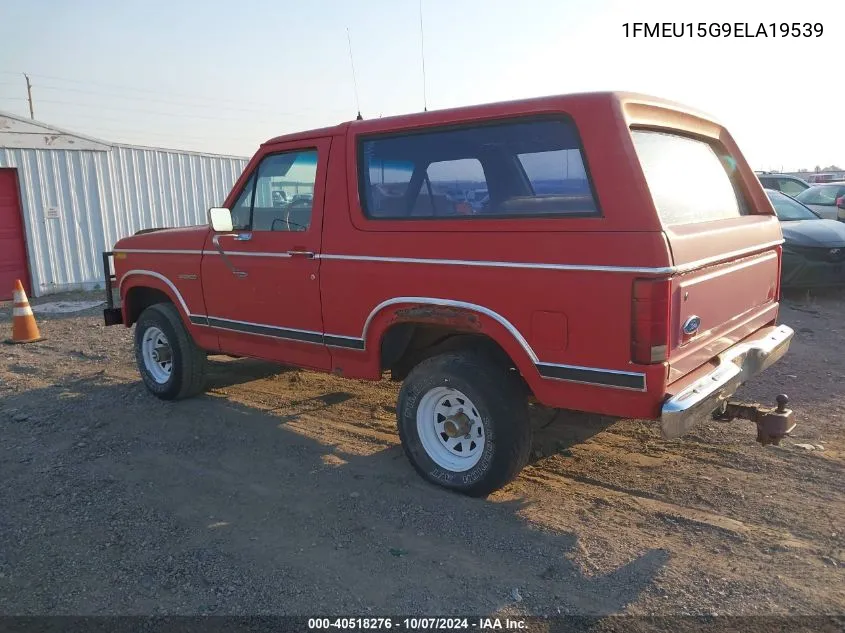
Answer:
190;315;365;350
536;363;646;390
323;335;366;350
205;317;323;344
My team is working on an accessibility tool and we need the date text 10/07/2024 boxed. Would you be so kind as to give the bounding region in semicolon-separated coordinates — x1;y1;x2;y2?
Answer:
623;22;823;38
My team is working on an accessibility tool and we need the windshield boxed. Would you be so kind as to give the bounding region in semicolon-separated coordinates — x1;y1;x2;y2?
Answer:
766;190;818;221
795;184;845;206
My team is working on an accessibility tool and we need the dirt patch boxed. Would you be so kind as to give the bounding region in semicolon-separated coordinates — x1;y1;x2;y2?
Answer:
0;291;843;617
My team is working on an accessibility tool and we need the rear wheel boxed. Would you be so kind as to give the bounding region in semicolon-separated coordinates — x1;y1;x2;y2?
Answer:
134;303;207;400
397;351;532;496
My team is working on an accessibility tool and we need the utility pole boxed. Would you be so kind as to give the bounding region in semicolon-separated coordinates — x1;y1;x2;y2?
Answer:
23;73;34;119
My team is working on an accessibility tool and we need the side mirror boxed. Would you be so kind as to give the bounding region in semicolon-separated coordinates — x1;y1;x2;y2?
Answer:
208;207;233;232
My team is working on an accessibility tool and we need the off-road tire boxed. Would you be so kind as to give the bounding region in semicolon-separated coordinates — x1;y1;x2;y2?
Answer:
397;350;532;497
134;302;207;400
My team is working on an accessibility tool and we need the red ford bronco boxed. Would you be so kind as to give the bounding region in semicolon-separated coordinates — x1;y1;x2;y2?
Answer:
103;92;796;496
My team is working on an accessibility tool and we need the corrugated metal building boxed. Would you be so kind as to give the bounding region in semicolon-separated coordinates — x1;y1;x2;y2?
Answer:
0;110;248;299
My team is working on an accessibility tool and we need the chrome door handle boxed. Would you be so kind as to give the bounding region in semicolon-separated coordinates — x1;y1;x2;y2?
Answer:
212;233;238;247
287;250;315;259
212;232;251;244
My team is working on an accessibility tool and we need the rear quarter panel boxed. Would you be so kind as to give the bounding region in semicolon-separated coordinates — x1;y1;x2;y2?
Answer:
621;96;784;385
320;94;678;420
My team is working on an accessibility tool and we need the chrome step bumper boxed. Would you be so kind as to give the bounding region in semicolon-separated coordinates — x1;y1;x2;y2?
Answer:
661;324;795;439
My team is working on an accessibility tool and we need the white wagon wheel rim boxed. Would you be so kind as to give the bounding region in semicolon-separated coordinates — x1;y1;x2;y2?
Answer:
141;326;173;384
416;386;485;472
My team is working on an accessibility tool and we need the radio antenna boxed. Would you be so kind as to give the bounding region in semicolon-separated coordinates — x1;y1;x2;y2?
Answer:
419;0;428;111
346;28;363;120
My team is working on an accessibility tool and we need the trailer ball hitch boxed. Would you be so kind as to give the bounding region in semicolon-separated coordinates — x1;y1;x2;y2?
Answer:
713;394;795;446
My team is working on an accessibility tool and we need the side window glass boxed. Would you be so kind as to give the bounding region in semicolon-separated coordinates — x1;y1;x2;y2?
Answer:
517;149;593;211
359;119;599;219
779;180;804;196
251;150;318;232
423;159;486;216
366;158;414;217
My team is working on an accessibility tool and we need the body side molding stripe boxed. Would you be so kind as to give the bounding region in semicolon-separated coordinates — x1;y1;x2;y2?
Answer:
319;254;673;275
536;362;646;391
114;249;203;255
121;274;647;391
189;314;366;349
114;239;783;275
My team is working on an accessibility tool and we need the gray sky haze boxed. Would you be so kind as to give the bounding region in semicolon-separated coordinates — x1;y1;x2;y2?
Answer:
1;0;841;169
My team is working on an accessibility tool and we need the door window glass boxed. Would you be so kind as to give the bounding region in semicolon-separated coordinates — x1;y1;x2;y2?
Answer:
235;150;318;232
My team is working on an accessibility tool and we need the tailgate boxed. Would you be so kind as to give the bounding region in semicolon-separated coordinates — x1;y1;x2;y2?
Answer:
667;234;780;383
631;130;784;385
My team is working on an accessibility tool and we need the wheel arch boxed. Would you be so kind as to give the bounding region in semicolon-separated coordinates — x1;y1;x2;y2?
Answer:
120;271;190;327
366;298;539;383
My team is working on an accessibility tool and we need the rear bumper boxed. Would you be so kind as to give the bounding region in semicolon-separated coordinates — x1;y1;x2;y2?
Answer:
660;324;794;439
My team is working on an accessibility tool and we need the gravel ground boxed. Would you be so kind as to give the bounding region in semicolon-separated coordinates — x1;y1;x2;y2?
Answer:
0;290;843;619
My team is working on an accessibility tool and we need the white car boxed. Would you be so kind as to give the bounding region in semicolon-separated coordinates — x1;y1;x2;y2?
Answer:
794;183;845;221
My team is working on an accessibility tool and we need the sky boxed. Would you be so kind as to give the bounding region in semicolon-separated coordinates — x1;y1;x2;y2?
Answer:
0;0;842;171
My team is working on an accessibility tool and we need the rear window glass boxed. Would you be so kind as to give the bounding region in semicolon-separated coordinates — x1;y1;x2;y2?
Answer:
795;185;845;206
359;118;598;219
778;178;808;196
631;130;745;227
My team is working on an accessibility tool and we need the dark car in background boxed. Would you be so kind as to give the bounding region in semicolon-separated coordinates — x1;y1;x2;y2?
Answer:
766;189;845;288
756;172;810;197
794;183;845;221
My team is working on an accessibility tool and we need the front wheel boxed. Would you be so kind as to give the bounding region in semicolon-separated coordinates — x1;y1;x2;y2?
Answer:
134;302;207;400
397;351;532;497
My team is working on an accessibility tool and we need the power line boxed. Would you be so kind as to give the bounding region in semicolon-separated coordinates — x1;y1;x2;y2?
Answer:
0;70;314;111
57;123;258;142
0;96;333;123
0;103;311;145
0;71;352;120
0;98;339;145
28;83;346;117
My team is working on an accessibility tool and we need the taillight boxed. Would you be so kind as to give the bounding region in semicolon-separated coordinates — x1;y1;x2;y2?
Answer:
631;278;671;364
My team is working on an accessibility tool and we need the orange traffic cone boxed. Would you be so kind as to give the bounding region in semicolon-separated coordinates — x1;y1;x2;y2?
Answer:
5;280;45;344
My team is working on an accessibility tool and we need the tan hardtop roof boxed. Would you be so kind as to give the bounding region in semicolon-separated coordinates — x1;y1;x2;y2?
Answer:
260;92;720;146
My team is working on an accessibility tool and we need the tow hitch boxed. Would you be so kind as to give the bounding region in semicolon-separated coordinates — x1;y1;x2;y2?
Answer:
713;394;795;446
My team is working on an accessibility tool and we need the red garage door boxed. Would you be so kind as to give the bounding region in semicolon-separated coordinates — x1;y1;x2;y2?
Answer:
0;169;30;300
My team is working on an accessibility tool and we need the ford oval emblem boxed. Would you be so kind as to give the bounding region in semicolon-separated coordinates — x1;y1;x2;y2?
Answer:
682;315;701;335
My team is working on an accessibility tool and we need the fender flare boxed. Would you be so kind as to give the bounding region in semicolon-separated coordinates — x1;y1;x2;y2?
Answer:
362;297;539;374
119;270;192;325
